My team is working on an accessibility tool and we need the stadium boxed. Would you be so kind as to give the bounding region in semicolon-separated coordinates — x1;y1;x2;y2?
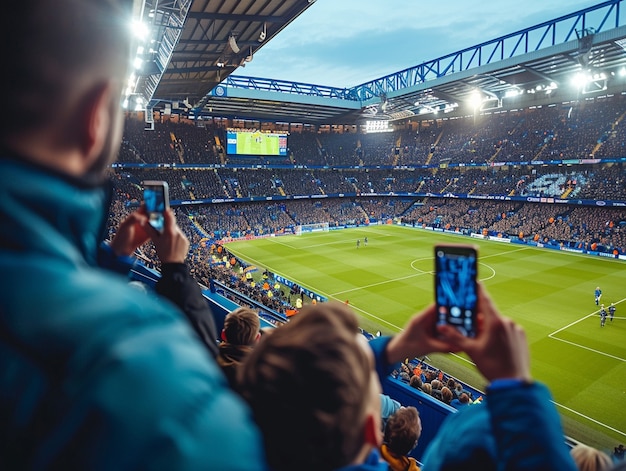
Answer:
3;0;626;468
115;0;626;461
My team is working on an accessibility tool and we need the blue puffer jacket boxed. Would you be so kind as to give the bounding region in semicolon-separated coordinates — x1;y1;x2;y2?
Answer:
0;156;267;470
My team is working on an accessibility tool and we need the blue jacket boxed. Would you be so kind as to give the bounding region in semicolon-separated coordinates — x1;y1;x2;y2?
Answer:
0;157;267;470
420;381;577;470
368;338;576;471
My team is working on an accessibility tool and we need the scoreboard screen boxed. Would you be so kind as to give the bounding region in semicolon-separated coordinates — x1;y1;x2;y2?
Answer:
226;131;288;156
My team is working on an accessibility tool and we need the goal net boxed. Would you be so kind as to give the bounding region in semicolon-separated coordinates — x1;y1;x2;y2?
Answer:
295;222;330;236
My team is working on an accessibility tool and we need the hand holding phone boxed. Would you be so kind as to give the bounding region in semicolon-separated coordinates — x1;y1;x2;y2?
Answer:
435;244;478;338
143;181;169;233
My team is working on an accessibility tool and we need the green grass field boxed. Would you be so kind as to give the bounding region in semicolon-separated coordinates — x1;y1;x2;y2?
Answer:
225;224;626;451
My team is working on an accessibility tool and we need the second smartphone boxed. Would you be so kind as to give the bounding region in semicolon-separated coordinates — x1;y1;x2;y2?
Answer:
434;244;478;338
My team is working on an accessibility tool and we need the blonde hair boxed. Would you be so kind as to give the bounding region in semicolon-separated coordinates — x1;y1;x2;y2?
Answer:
570;444;612;471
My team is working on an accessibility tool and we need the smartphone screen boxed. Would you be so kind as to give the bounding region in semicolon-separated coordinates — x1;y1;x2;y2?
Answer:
435;244;478;337
143;181;169;233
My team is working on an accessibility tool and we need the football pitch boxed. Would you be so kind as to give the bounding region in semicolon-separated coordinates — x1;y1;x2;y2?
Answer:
225;224;626;450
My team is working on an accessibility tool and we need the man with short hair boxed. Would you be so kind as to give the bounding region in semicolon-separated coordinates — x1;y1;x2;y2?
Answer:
0;1;265;469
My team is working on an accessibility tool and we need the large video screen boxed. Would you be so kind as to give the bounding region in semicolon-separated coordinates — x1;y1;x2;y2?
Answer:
226;131;288;156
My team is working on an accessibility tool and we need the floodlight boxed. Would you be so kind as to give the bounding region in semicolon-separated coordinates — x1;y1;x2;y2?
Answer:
469;91;483;108
131;21;149;41
133;57;143;69
571;72;589;88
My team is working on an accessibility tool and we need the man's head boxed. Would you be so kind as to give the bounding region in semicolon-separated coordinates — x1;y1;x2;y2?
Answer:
222;307;260;346
383;406;422;457
1;0;132;180
239;302;381;471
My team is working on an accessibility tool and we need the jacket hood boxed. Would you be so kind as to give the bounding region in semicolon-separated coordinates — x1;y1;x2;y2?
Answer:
0;156;111;267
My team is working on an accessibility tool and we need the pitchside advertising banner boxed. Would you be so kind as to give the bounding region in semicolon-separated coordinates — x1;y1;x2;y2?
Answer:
172;193;626;208
272;275;327;303
226;131;288;156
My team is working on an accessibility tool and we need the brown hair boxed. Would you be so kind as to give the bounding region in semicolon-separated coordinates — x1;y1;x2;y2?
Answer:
383;407;421;456
239;302;372;471
223;307;260;345
441;386;453;404
409;375;423;390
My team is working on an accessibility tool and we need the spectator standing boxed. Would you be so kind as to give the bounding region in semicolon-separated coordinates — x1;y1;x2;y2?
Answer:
0;1;265;469
240;285;577;471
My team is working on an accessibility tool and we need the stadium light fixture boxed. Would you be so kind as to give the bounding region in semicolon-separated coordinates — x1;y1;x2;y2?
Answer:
228;34;240;53
571;72;590;88
469;91;483;108
258;23;267;43
245;47;253;63
131;20;150;41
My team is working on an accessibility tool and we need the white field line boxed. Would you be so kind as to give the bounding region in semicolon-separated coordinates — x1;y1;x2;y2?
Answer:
331;271;431;296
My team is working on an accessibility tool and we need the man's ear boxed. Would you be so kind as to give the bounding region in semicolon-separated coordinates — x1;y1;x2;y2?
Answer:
80;82;113;165
363;412;382;448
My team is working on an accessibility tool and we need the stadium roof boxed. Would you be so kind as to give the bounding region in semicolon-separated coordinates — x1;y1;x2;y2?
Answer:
133;0;626;125
131;0;316;109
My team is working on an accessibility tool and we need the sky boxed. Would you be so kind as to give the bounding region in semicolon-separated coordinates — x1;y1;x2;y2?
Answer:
240;0;609;88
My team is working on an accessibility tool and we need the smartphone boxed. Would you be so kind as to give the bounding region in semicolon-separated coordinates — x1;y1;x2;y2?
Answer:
143;180;169;233
434;244;478;337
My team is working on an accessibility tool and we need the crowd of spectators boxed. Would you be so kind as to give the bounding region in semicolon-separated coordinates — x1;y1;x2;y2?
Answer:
121;94;626;170
392;359;479;411
110;163;626;202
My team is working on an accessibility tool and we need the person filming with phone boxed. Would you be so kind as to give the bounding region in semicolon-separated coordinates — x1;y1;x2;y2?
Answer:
239;279;577;471
0;1;265;469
